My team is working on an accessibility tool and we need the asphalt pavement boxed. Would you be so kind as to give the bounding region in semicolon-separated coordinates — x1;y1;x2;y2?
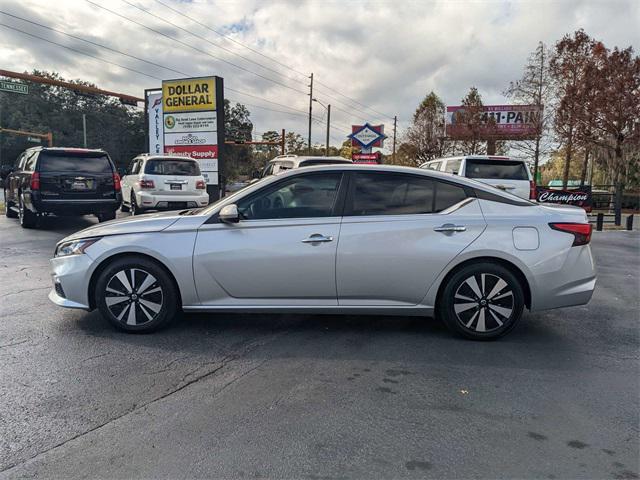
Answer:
0;212;638;479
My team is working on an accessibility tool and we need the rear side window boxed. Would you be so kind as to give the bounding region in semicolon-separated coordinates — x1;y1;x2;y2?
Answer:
434;182;467;211
38;153;113;173
348;173;435;216
465;159;528;180
444;159;461;174
144;159;200;176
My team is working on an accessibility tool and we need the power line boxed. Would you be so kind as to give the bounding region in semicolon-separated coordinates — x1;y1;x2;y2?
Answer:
152;0;309;79
121;0;308;89
149;0;393;121
0;22;163;81
84;0;309;96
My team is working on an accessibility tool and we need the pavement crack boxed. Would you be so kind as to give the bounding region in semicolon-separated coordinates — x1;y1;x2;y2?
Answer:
0;286;49;298
0;339;28;349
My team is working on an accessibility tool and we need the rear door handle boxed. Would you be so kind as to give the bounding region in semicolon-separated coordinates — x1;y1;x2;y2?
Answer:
302;234;334;243
434;224;467;233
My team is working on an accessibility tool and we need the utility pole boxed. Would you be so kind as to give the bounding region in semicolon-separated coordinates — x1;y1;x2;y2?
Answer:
392;115;397;163
307;73;313;154
325;104;330;156
82;114;87;148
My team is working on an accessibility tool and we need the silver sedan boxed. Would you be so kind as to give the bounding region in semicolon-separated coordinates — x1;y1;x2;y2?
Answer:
49;165;596;340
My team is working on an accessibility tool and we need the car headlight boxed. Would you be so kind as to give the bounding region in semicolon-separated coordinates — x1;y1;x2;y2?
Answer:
54;238;101;258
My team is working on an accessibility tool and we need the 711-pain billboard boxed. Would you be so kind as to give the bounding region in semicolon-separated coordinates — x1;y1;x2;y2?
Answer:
446;104;542;140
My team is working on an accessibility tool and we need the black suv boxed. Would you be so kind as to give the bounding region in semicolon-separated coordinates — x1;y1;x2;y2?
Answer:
2;147;122;228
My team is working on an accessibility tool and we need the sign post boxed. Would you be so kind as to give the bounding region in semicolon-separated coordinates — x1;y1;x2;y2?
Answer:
145;76;225;201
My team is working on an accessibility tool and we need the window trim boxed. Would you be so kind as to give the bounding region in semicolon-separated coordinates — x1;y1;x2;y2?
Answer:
211;170;347;223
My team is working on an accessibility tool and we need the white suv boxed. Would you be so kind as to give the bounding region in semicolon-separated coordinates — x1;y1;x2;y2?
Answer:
420;155;536;201
260;155;352;178
121;155;209;215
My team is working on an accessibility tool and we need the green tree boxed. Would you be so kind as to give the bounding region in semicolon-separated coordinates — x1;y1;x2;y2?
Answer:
404;91;447;163
456;87;486;155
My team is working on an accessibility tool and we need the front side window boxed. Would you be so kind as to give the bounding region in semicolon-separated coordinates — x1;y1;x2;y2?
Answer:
144;159;200;176
237;173;342;220
348;173;435;216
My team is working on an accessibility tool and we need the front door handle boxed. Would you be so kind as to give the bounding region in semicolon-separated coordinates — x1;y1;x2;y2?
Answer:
302;234;334;243
434;224;467;233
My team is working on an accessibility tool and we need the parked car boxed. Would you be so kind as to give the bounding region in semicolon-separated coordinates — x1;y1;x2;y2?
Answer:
49;164;595;340
420;155;536;201
120;154;209;215
260;154;352;178
3;147;121;228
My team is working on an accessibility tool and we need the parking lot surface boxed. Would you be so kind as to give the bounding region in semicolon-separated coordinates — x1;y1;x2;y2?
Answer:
0;213;638;479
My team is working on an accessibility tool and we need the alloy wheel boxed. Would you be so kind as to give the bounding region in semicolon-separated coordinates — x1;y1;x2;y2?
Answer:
104;268;164;326
453;273;514;333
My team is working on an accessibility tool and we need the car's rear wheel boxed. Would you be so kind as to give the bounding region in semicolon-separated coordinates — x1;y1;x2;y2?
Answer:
438;262;524;340
130;194;143;216
18;193;37;228
95;257;178;333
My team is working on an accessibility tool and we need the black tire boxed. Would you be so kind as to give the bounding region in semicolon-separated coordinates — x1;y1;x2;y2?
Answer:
4;190;18;218
130;194;143;216
97;211;116;222
94;256;178;333
437;262;524;340
18;193;37;228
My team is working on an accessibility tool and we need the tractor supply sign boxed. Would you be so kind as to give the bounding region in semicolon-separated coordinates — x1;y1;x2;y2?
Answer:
157;76;224;186
446;105;542;140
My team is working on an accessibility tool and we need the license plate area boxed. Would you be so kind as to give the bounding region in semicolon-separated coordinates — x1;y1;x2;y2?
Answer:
170;184;182;191
70;180;94;190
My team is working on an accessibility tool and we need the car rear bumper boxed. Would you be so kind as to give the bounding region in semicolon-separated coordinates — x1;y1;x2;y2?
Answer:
32;194;122;214
529;244;596;311
136;191;209;210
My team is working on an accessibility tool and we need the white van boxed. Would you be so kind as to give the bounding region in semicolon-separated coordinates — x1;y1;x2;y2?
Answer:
420;155;536;200
261;155;352;178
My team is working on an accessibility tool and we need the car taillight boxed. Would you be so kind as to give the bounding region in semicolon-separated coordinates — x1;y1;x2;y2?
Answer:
113;173;121;191
529;180;537;200
549;223;592;246
139;179;154;189
196;180;206;190
30;172;40;190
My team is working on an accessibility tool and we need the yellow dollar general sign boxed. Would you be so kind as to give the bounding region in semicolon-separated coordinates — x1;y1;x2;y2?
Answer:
162;77;216;113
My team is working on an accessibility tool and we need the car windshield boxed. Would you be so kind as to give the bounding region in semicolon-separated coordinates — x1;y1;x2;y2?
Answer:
465;159;528;180
39;153;112;173
144;159;200;176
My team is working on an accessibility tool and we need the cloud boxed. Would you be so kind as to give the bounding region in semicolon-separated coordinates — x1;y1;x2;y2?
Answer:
0;0;638;147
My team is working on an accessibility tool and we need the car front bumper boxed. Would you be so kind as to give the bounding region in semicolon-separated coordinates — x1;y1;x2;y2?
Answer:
49;253;94;310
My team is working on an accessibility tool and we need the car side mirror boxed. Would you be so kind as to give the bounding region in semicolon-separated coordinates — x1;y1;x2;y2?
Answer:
219;204;240;224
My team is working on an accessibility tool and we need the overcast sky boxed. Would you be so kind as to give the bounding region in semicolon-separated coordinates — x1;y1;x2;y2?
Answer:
0;0;638;149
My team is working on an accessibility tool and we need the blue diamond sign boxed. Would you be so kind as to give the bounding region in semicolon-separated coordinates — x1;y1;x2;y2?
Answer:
348;123;386;149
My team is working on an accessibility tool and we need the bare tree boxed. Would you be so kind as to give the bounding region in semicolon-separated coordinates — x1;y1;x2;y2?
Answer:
550;29;595;188
505;42;555;182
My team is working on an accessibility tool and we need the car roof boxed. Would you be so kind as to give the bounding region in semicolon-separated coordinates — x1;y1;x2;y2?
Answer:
268;155;352;167
272;163;520;194
137;154;197;161
26;147;106;153
423;155;518;163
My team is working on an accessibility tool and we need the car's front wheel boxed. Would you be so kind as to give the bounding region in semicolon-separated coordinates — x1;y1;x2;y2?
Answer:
438;262;524;340
95;256;178;333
